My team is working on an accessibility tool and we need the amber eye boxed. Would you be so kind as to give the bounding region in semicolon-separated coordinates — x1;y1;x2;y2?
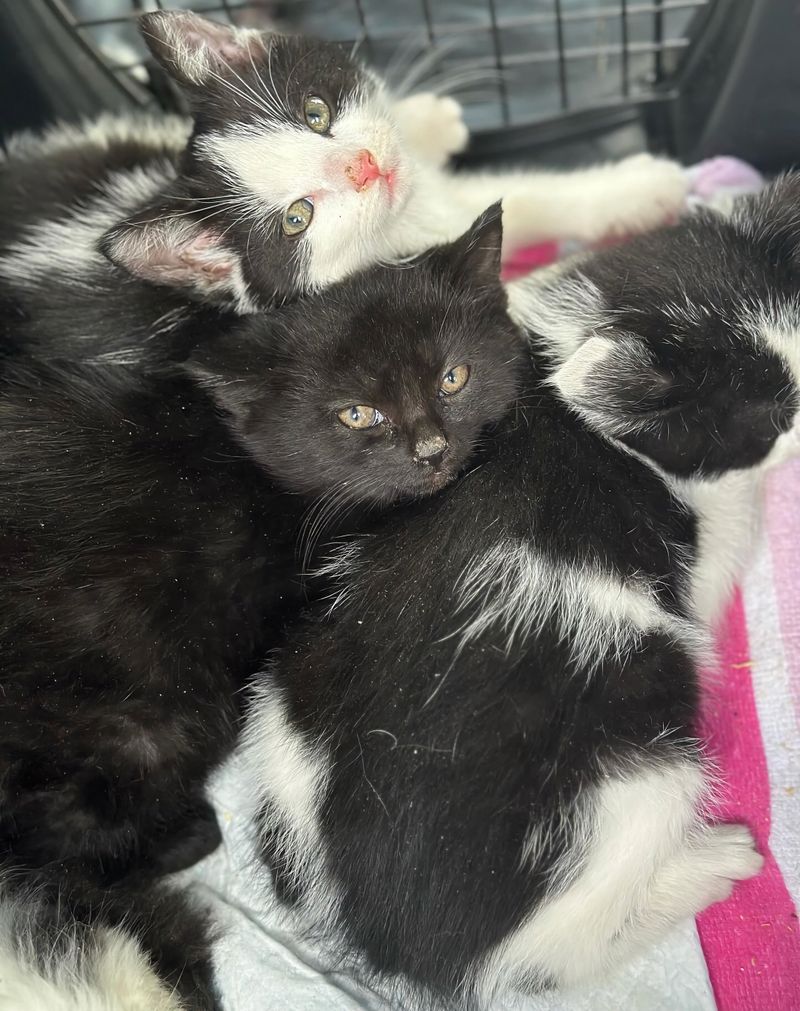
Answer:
337;405;384;430
282;198;314;237
440;364;470;396
304;95;331;134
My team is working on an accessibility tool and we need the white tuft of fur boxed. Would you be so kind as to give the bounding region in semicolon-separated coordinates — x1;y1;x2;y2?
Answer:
505;271;606;364
548;334;615;400
1;114;189;163
0;164;175;290
477;761;762;998
147;13;265;87
0;901;182;1011
671;470;765;629
241;686;338;925
453;540;706;674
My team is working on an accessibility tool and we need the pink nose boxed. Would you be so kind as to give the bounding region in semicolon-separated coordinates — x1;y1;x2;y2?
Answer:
345;149;382;191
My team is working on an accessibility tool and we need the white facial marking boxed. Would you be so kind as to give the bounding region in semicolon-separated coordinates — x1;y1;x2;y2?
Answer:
198;87;412;290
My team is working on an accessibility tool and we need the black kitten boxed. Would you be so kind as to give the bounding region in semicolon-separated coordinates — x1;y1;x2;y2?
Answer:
0;208;519;883
233;184;800;1008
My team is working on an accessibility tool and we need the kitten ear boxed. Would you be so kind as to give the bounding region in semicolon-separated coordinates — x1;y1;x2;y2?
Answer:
183;336;270;428
551;333;678;436
444;202;505;290
139;10;265;89
100;196;250;308
733;172;800;265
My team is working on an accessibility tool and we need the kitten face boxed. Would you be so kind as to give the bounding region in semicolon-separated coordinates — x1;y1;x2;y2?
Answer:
188;208;524;505
102;12;411;308
513;175;800;479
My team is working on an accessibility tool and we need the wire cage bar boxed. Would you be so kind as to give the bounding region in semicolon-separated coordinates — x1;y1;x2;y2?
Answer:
51;0;715;155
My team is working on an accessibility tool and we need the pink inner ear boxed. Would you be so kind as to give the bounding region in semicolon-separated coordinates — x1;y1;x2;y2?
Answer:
173;229;235;283
179;14;260;66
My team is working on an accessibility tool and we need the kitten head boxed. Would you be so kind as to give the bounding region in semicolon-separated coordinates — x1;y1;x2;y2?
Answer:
101;11;412;310
187;207;523;504
512;174;800;479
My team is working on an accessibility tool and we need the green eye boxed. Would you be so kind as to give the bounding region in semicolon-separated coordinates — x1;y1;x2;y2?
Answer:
337;405;384;430
282;198;314;237
304;95;331;134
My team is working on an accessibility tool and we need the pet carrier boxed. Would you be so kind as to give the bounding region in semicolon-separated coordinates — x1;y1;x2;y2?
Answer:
1;0;797;169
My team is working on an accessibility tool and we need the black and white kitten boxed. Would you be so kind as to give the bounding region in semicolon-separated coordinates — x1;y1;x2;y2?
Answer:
0;10;687;324
507;175;800;627
237;182;800;1008
0;210;519;886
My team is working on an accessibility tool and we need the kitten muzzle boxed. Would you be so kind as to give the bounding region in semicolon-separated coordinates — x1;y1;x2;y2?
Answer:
345;149;395;197
413;432;448;470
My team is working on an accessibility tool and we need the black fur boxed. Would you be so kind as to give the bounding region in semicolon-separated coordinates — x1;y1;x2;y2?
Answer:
547;179;800;477
250;181;800;1007
103;14;379;304
0;209;518;936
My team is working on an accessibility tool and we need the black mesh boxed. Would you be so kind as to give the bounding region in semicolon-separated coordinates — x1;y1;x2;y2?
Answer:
53;1;710;134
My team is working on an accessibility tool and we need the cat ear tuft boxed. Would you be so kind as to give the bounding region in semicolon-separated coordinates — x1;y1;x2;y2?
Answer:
183;340;266;430
100;199;251;308
445;202;505;290
552;333;678;435
139;10;265;88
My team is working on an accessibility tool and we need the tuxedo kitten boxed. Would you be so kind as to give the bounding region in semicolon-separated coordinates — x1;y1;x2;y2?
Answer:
0;55;466;362
0;209;518;886
508;173;800;627
230;184;800;1010
82;11;684;309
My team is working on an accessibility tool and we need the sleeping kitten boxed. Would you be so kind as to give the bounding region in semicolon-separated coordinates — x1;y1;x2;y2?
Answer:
507;174;800;627
235;180;800;1009
0;10;687;328
0;210;519;885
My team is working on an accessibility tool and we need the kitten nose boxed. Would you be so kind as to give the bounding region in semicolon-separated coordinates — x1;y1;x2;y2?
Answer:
345;149;381;191
414;432;448;469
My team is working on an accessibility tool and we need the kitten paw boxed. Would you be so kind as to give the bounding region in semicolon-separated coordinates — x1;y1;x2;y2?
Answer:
603;153;689;236
696;823;764;906
393;93;469;167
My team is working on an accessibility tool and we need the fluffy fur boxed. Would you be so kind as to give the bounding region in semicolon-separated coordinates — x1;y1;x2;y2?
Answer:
0;873;217;1010
1;11;688;321
235;181;800;1008
0;210;519;956
507;174;800;625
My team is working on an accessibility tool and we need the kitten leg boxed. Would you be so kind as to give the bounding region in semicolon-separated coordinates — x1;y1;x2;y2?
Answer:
608;822;763;962
0;911;184;1011
393;93;469;168
477;761;759;998
448;153;688;250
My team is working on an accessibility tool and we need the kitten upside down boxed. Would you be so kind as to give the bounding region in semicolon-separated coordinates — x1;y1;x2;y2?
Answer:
1;9;688;330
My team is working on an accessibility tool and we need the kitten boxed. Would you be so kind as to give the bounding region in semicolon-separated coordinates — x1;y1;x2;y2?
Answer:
507;174;800;627
0;210;518;885
0;11;687;333
236;181;800;1008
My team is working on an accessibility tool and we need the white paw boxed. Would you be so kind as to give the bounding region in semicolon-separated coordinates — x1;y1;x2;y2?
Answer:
696;823;764;906
605;153;690;235
393;92;469;167
706;823;765;880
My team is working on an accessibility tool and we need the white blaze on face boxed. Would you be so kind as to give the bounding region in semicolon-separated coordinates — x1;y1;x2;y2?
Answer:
198;86;412;290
